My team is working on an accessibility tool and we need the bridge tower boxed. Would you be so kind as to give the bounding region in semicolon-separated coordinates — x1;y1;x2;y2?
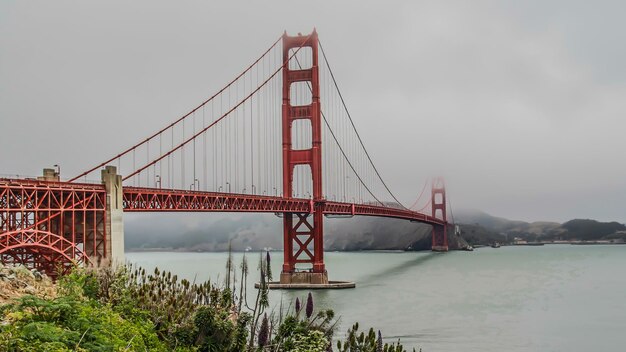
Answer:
431;177;448;251
280;30;328;285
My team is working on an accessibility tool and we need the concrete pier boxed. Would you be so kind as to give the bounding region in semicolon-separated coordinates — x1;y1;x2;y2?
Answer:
101;166;125;265
255;271;355;289
280;271;329;285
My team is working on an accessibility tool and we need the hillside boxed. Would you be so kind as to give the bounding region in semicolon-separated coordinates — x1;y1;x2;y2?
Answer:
124;213;437;252
455;209;626;242
124;210;626;253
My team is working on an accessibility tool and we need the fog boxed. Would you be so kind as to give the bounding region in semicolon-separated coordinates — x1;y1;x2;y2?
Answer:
1;1;625;223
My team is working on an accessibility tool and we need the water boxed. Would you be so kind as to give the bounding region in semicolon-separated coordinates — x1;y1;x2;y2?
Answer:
126;245;626;352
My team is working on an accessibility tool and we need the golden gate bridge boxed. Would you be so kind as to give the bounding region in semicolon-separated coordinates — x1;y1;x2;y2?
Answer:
0;30;450;287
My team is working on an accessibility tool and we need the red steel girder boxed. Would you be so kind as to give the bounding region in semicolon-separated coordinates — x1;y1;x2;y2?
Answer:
122;187;313;213
0;178;107;276
122;187;446;227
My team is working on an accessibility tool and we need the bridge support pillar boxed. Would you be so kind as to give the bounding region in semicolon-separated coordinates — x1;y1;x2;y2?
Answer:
432;224;448;252
280;210;328;285
101;166;125;265
431;178;448;252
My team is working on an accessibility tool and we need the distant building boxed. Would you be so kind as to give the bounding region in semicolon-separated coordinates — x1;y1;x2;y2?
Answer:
513;237;527;244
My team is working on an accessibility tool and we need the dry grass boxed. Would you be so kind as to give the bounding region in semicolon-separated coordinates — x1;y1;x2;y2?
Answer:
0;265;56;305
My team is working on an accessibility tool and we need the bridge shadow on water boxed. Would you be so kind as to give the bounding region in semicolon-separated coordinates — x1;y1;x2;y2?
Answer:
356;251;445;288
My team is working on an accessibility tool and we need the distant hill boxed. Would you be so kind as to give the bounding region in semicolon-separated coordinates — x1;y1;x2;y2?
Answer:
560;219;626;241
454;209;626;242
124;213;436;252
454;209;530;232
124;210;626;253
456;223;506;246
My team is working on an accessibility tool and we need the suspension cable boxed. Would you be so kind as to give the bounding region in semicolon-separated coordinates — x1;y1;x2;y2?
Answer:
70;35;283;182
409;179;429;210
447;194;455;225
292;56;384;206
123;34;313;181
318;40;406;209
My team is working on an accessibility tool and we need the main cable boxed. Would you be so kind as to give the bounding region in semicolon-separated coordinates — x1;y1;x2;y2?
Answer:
318;40;406;209
124;34;313;181
71;35;283;182
292;55;384;206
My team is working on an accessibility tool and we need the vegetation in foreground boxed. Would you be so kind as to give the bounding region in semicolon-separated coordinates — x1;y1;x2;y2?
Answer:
0;254;417;351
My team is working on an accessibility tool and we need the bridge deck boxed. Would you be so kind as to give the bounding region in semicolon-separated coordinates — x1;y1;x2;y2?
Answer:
0;180;444;226
122;186;445;226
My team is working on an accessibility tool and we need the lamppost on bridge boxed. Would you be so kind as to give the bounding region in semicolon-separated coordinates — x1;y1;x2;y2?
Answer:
218;185;223;192
194;178;199;191
53;164;60;179
273;187;277;196
226;182;231;193
155;175;161;189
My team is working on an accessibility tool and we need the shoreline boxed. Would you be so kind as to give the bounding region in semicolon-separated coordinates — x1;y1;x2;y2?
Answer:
126;242;626;254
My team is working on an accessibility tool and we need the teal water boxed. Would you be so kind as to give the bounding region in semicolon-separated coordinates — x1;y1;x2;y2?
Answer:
127;245;626;352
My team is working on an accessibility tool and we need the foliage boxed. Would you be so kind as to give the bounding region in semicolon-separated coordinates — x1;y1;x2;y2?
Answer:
273;316;329;352
336;323;416;352
0;264;246;351
1;257;420;352
258;313;269;348
0;291;165;351
305;293;314;319
284;329;328;352
271;302;337;352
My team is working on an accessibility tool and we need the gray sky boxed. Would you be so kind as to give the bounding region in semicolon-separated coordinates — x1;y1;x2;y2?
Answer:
1;0;625;223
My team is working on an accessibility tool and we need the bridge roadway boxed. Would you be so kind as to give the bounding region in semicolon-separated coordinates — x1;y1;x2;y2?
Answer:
0;178;443;230
122;186;445;226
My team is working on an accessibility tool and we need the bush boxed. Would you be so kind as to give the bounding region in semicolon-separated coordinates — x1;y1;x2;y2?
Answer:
0;294;165;351
1;259;417;352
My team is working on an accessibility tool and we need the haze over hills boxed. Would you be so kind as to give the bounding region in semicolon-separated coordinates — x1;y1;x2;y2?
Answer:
454;209;626;243
124;213;436;252
124;210;626;252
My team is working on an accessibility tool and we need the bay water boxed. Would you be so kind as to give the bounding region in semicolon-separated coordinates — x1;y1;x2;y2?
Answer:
127;245;626;352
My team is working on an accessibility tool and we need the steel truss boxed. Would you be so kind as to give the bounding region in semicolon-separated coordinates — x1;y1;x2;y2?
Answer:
0;179;107;276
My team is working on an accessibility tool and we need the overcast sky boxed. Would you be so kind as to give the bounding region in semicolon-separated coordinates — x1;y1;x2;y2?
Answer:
1;1;625;223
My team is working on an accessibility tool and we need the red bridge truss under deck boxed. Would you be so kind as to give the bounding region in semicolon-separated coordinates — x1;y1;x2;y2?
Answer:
0;179;107;276
123;187;445;225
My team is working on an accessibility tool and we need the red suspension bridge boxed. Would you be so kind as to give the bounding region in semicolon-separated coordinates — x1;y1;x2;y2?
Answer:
0;30;451;285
